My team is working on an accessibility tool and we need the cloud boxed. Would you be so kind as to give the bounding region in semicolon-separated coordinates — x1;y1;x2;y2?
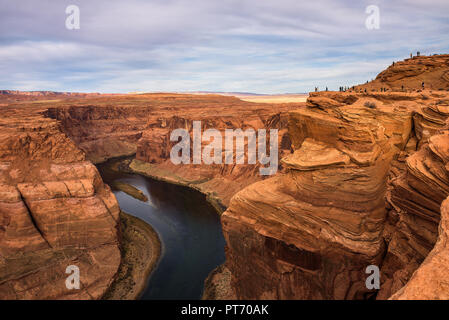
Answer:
0;0;448;93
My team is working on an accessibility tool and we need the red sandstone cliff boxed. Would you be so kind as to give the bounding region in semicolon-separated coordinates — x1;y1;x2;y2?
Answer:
222;91;417;299
219;89;449;299
132;95;300;207
0;104;120;299
389;133;449;299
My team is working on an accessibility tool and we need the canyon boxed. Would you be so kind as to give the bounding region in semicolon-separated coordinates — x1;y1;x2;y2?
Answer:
0;92;301;299
43;94;300;208
1;54;449;299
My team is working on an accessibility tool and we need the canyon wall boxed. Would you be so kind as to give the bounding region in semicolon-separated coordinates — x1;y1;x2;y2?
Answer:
44;104;150;164
389;133;449;299
0;104;121;299
220;89;449;300
133;103;297;207
379;99;449;298
222;92;415;299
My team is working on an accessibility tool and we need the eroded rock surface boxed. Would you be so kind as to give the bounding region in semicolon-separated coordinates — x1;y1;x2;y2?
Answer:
132;94;302;207
391;196;449;299
222;91;419;299
216;55;449;300
380;129;449;299
356;54;449;91
0;104;120;299
44;102;150;164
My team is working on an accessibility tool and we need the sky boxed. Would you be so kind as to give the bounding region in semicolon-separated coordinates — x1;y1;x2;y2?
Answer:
1;0;449;94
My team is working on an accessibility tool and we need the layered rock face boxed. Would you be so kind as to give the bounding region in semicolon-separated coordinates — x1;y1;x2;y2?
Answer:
0;104;120;299
222;91;421;299
355;54;449;91
45;104;150;164
387;133;449;299
132;94;301;207
217;55;449;300
379;98;449;298
392;196;449;299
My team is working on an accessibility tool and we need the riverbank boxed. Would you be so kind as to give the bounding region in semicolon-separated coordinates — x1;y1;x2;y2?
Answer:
202;265;236;300
103;211;161;300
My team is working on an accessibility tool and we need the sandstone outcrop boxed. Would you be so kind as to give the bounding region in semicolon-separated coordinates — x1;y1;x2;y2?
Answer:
214;54;449;300
386;130;449;300
218;88;449;300
222;91;419;299
0;103;120;299
355;54;449;91
380;130;449;298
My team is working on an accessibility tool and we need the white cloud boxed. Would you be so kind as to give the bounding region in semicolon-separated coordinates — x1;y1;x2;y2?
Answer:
0;0;448;93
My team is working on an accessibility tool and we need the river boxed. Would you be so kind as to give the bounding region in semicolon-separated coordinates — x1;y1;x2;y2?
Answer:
97;159;226;300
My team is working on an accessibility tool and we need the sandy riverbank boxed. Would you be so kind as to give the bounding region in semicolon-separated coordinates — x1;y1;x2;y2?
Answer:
113;181;149;202
202;265;236;300
103;211;161;300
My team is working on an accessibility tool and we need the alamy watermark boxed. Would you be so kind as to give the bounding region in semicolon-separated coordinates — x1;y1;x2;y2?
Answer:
365;265;380;290
65;265;80;290
169;121;278;175
65;5;80;30
365;5;380;30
